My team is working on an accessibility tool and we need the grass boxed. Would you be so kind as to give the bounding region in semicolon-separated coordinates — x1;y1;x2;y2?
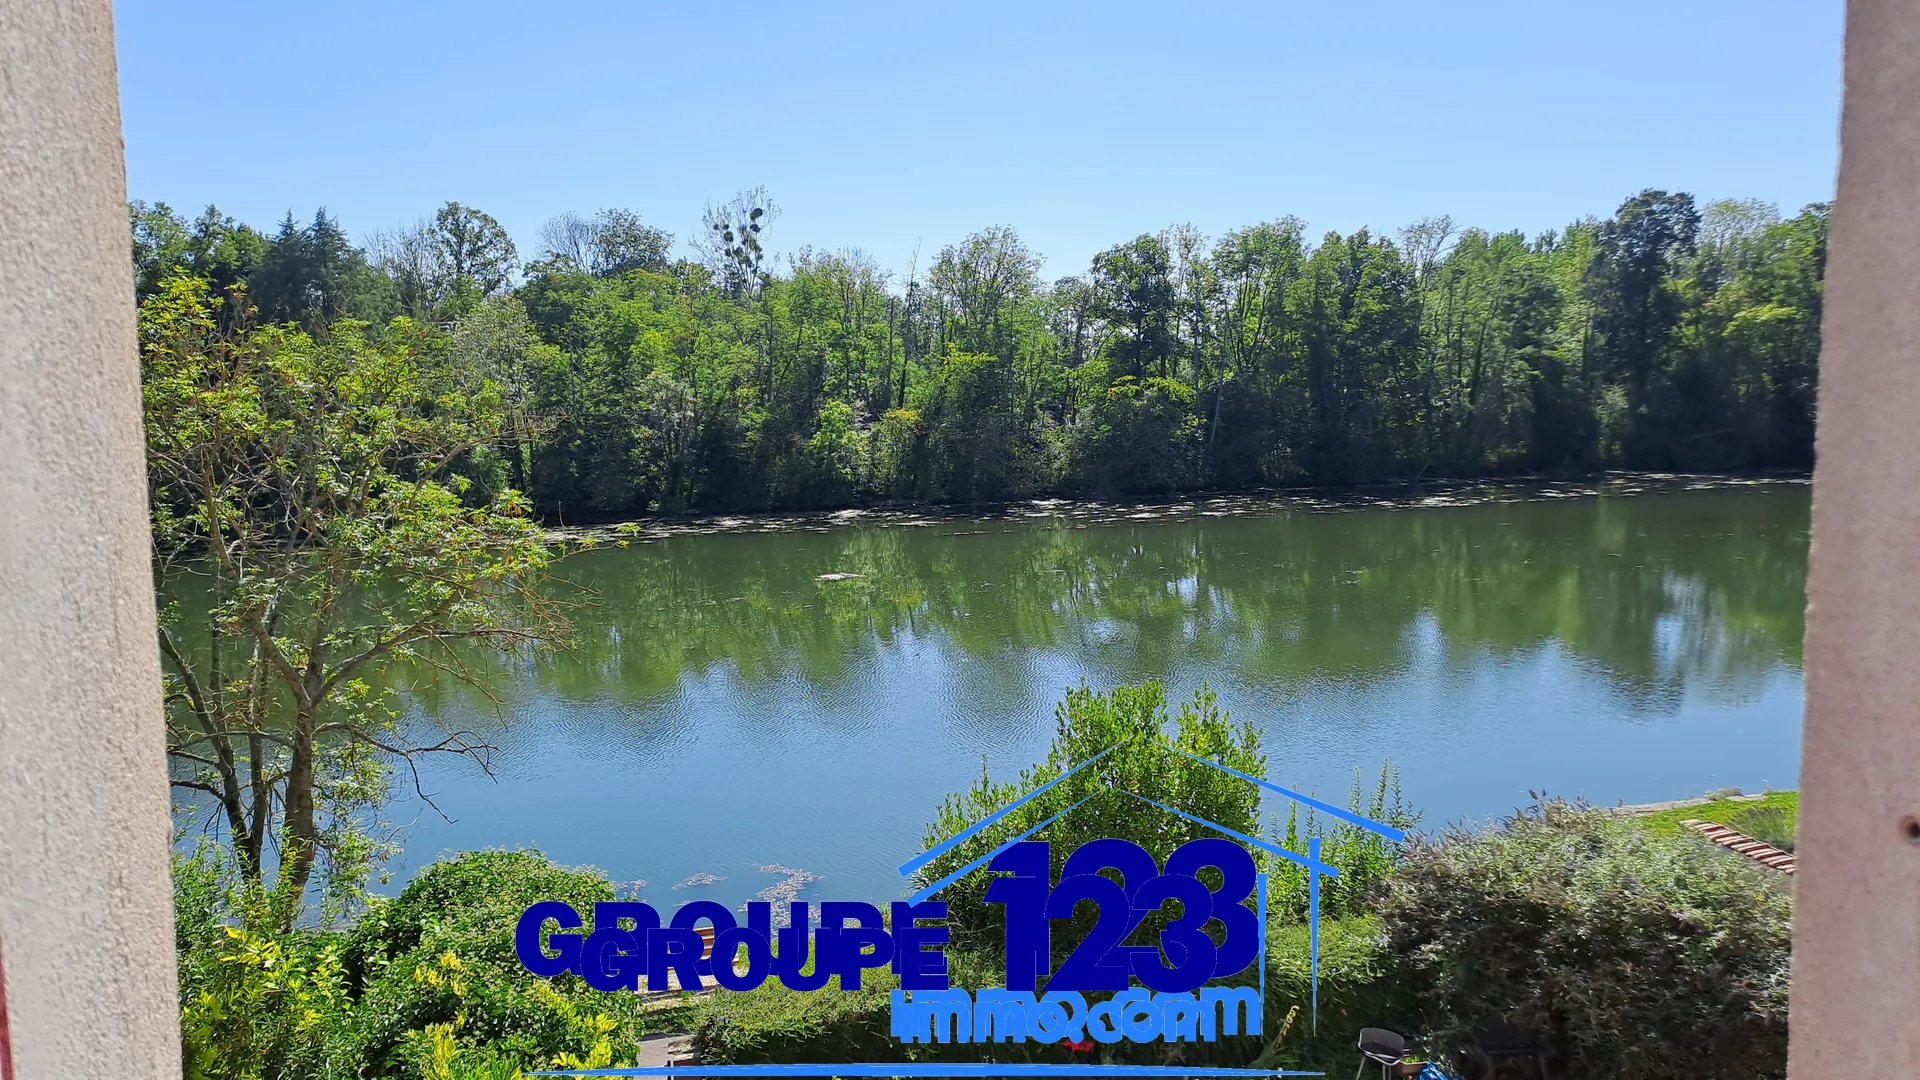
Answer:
1631;790;1799;852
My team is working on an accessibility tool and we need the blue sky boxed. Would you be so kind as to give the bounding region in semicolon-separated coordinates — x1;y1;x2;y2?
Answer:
115;0;1844;280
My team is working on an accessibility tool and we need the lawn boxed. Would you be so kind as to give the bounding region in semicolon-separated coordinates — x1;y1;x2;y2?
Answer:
1631;790;1800;852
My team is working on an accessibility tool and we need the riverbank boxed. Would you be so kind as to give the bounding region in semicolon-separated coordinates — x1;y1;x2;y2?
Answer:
544;470;1811;543
1615;789;1801;851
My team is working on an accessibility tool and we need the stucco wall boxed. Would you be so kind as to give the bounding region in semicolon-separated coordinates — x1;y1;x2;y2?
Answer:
0;0;183;1076
1789;0;1920;1074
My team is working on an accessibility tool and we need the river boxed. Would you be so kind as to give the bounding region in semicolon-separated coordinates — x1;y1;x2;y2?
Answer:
335;477;1809;909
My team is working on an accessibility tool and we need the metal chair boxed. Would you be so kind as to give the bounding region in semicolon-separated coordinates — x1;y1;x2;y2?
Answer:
1357;1027;1417;1080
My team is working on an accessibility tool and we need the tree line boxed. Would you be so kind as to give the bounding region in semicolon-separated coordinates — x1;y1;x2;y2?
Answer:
132;187;1827;521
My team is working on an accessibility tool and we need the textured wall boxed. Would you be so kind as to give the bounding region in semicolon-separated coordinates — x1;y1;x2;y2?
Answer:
0;0;183;1077
1791;0;1920;1074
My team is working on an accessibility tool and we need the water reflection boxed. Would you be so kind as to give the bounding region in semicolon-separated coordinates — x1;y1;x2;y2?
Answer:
343;482;1808;907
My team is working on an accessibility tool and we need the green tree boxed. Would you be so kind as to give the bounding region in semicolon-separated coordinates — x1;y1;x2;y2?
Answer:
588;208;674;276
452;295;553;496
1068;374;1200;495
1092;233;1179;380
433;202;521;314
144;276;570;909
539;208;674;277
132;186;1827;518
130;201;268;307
248;208;390;331
1585;190;1701;461
916;682;1264;954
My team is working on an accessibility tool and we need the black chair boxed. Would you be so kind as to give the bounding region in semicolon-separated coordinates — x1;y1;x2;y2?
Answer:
1467;1022;1548;1079
1357;1027;1418;1080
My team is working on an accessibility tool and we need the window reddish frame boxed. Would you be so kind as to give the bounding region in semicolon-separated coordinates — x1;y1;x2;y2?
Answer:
0;937;12;1080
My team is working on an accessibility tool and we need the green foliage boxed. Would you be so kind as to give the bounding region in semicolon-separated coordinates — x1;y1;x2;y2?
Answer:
1068;375;1201;495
248;209;395;331
174;847;659;1080
432;202;521;311
690;950;907;1067
685;678;1402;1075
1270;762;1421;922
1630;790;1799;852
132;201;270;306
689;915;1401;1075
915;681;1263;953
146;275;570;903
174;844;355;1080
1249;917;1410;1077
1379;801;1792;1080
134;188;1824;522
339;851;631;1075
920;347;1031;503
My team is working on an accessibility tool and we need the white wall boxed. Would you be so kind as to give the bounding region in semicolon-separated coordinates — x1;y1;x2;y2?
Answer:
0;1;183;1076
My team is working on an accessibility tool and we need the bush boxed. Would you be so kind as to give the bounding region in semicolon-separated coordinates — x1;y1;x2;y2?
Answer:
1379;801;1792;1080
689;950;915;1067
175;845;675;1079
915;681;1264;954
174;846;354;1080
1269;761;1421;922
696;681;1405;1075
341;849;659;1077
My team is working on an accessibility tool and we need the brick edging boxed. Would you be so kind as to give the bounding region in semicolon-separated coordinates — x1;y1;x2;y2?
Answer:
1679;819;1797;875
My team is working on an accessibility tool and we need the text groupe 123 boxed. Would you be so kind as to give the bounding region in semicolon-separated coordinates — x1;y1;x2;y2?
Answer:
513;838;1269;1047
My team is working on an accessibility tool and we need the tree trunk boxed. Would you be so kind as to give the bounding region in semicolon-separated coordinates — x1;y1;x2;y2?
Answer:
279;703;320;919
506;410;529;494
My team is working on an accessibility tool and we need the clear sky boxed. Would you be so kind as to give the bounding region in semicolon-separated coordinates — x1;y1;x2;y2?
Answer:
114;0;1845;280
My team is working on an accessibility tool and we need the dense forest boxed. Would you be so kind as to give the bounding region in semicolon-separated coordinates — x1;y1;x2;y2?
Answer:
131;188;1826;521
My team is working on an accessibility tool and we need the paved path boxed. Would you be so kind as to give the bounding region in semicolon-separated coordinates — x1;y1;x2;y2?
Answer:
634;1032;699;1075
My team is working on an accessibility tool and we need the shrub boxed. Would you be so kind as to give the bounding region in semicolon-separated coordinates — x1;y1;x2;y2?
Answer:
697;679;1406;1075
1379;801;1792;1080
1269;761;1421;922
174;845;357;1080
175;845;671;1079
915;681;1264;954
689;951;907;1066
341;849;658;1077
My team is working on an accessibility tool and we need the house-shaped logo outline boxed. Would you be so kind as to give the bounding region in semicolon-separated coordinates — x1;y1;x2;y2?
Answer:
895;744;1406;1030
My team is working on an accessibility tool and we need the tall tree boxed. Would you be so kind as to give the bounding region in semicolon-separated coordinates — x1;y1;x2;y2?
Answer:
929;226;1041;360
1585;189;1701;459
368;217;446;321
588;208;673;275
144;277;568;909
248;208;388;331
539;208;674;276
433;201;520;311
129;201;267;306
698;187;778;299
1091;234;1178;380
